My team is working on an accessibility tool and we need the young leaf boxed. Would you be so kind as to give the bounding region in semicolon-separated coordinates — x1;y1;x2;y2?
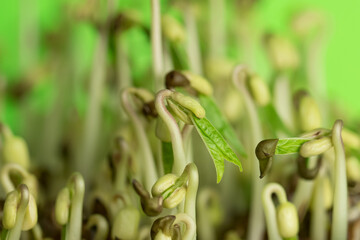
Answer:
191;114;243;183
162;142;174;174
199;95;247;158
255;138;311;178
275;138;310;155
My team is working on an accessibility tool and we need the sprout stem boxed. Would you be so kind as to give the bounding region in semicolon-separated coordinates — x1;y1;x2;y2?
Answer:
184;163;198;229
85;214;109;240
75;29;108;181
273;74;295;132
151;0;164;91
65;173;85;240
184;6;203;75
121;88;158;191
114;139;130;193
155;90;188;175
7;185;30;240
311;174;327;240
209;0;226;58
292;156;316;219
262;183;287;240
233;65;265;240
182;125;194;164
331;120;348;240
197;189;218;240
174;213;197;240
0;163;30;193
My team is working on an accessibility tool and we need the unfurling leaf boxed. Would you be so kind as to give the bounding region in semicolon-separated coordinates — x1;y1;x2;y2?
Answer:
275;138;310;155
256;138;310;178
199;95;247;158
162;142;174;174
191;114;243;183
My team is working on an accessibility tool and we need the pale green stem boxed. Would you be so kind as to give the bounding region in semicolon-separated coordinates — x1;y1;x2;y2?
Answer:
41;58;68;171
209;0;226;58
75;29;108;181
0;163;29;193
236;14;256;68
184;6;203;75
114;149;128;193
116;34;131;122
31;224;43;240
305;28;326;99
85;214;109;240
65;173;85;240
151;0;164;91
184;163;198;232
157;141;164;177
174;213;196;240
121;89;158;191
155;90;188;175
182;125;194;164
197;189;217;240
331;120;348;240
261;183;287;240
233;65;265;240
7;185;30;240
292;156;316;219
310;174;327;240
305;28;329;125
273;74;295;132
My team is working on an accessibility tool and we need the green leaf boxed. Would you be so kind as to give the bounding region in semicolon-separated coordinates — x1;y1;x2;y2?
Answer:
275;138;310;155
199;95;247;158
162;142;174;174
191;114;243;183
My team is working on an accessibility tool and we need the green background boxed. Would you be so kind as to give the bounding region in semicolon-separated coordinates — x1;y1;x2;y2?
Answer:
0;0;359;130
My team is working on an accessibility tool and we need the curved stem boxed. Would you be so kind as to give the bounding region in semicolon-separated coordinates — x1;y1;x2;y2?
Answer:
233;65;265;240
261;183;287;240
174;213;196;240
331;120;348;240
121;88;158;191
0;163;30;193
66;173;85;240
184;163;198;228
155;90;188;175
151;0;164;91
85;214;109;240
7;185;30;240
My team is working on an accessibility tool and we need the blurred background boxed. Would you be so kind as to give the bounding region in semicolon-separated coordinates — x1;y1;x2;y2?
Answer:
0;0;359;134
